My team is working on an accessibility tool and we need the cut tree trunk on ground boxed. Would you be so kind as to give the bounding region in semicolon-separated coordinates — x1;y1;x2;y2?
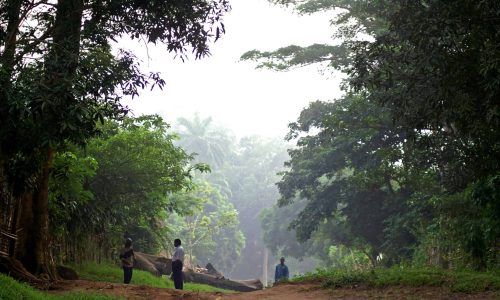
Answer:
133;252;263;292
134;252;171;276
183;270;263;292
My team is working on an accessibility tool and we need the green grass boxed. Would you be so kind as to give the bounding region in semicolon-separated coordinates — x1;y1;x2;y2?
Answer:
0;273;120;300
71;262;231;293
292;267;500;293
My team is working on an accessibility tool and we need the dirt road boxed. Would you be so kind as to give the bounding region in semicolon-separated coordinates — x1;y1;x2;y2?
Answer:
49;280;499;299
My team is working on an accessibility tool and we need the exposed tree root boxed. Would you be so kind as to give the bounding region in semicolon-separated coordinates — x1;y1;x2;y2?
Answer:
0;256;53;289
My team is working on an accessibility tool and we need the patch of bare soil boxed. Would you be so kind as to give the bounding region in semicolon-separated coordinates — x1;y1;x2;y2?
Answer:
48;280;220;300
47;280;500;300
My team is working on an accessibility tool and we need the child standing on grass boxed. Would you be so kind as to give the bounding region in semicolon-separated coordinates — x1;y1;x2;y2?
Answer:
119;238;135;284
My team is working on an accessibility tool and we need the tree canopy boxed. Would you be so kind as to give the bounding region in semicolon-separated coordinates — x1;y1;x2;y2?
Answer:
248;0;500;270
0;0;230;278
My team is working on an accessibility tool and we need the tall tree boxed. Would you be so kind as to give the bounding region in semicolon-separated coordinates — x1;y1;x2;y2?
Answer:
0;0;230;278
244;0;500;193
245;0;500;270
277;95;421;265
346;0;500;269
348;0;500;190
176;114;235;169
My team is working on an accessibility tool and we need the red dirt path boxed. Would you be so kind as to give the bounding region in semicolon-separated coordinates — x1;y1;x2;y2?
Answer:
48;280;500;300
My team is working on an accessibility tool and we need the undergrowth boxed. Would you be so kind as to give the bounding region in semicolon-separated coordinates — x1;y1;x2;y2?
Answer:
292;267;500;293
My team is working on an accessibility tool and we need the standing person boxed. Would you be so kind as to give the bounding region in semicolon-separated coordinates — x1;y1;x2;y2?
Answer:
274;256;289;283
171;238;185;290
119;238;135;284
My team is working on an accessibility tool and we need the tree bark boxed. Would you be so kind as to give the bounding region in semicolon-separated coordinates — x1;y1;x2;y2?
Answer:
0;1;23;188
14;148;58;279
0;0;23;122
14;192;35;270
33;147;57;278
262;247;268;287
45;0;83;81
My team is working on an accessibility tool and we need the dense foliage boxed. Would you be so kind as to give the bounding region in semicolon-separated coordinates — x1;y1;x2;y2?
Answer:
0;0;230;277
246;0;500;271
49;115;209;261
166;180;244;272
49;114;287;279
1;0;497;284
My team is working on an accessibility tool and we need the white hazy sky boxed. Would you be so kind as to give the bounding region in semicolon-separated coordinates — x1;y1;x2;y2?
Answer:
122;0;343;138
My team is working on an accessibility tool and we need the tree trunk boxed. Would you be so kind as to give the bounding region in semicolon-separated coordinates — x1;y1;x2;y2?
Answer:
262;247;268;287
33;147;57;278
14;192;36;272
22;0;83;277
2;0;84;280
45;0;83;80
361;248;378;268
0;0;23;123
0;0;23;198
14;148;58;279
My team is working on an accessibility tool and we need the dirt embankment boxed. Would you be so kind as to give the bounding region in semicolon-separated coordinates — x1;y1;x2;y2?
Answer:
48;280;499;300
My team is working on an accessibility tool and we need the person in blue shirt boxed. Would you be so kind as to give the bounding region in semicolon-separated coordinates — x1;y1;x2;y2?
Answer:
274;256;289;283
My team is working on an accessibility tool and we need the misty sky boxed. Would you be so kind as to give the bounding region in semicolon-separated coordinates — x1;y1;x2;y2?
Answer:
122;0;343;138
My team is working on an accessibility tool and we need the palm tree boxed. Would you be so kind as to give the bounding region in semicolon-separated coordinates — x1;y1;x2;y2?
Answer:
176;114;234;169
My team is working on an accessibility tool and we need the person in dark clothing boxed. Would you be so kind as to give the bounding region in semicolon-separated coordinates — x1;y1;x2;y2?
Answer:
119;238;135;284
274;256;289;283
171;238;185;290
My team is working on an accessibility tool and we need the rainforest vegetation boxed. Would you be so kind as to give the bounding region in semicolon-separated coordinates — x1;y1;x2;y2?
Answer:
249;0;500;273
0;0;498;294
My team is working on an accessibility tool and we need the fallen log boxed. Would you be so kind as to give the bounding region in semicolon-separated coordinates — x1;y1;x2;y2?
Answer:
133;252;262;292
205;262;223;278
183;269;263;292
133;252;171;276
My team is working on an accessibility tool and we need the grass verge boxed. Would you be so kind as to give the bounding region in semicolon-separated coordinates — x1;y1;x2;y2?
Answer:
292;267;500;293
71;262;231;293
0;273;119;300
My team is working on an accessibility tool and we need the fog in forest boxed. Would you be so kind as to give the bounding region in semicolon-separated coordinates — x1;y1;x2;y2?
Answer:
119;0;342;280
0;0;498;294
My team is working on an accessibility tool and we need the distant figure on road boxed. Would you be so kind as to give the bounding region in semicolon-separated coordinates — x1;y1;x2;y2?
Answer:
171;238;185;290
119;238;135;284
274;256;289;283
